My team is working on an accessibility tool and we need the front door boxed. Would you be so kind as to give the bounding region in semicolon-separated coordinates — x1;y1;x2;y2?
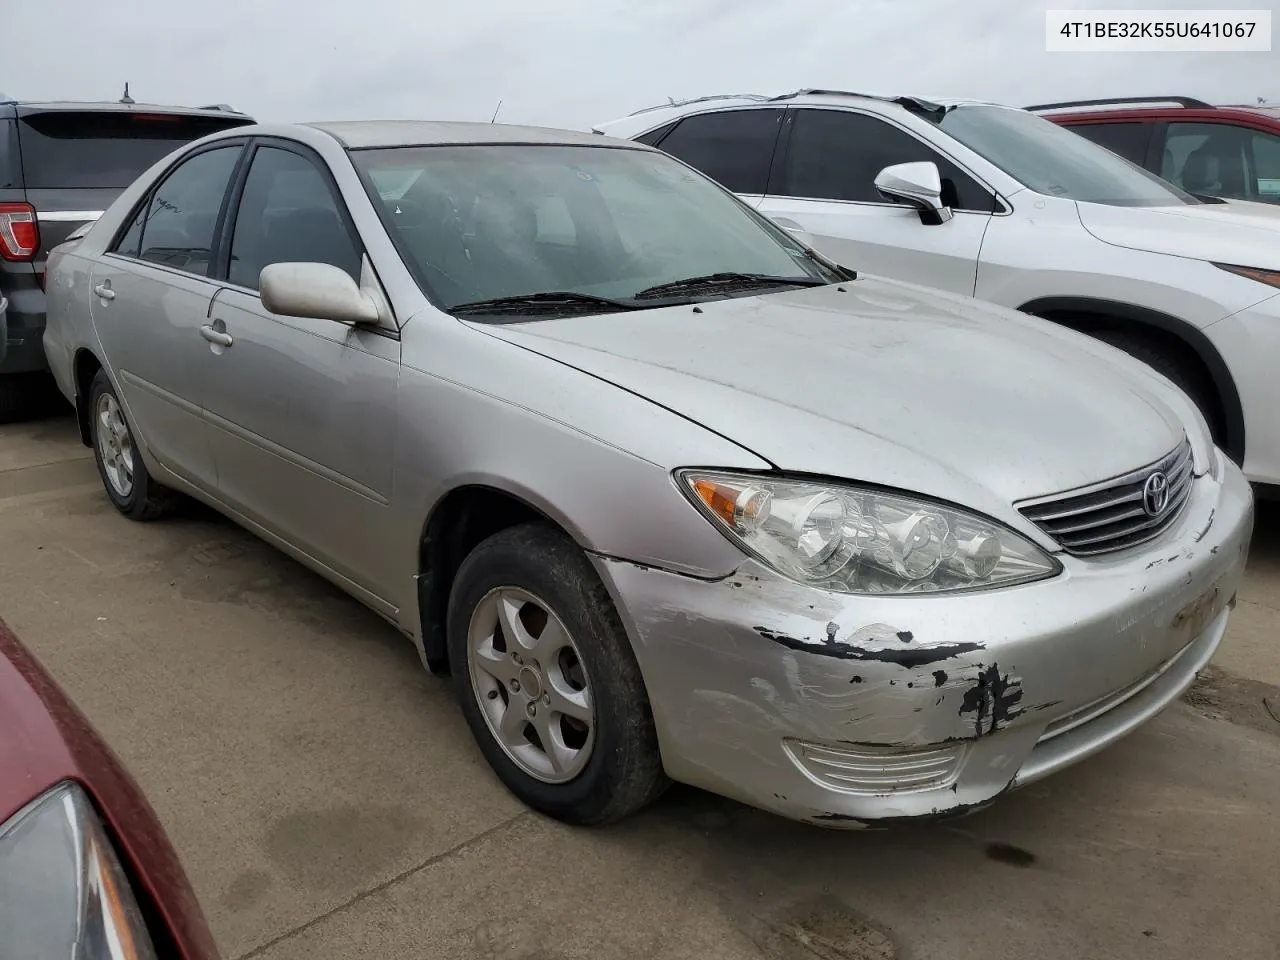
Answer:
757;108;995;295
89;142;246;490
200;142;401;605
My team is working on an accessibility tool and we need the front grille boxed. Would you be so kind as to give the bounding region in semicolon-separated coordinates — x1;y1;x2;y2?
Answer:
1018;437;1194;557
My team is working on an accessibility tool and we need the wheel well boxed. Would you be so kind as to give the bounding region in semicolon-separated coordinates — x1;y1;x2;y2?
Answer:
417;486;553;673
72;349;102;447
1019;297;1245;465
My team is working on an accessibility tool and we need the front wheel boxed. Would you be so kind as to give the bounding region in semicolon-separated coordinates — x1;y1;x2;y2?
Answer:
446;522;667;825
88;370;178;521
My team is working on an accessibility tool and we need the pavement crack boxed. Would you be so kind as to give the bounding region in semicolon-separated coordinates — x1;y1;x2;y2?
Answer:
233;811;530;960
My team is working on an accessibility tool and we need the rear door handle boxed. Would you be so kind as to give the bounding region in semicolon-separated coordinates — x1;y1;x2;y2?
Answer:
200;325;233;347
93;282;115;300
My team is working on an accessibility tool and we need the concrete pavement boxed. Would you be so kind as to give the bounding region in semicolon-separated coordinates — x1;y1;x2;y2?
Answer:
1;412;1277;960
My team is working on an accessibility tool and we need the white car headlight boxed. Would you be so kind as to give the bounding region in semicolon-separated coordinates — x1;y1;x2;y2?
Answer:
0;782;158;959
679;471;1060;595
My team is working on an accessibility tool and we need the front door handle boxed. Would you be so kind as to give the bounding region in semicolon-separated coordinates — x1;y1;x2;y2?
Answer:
200;324;233;347
93;282;115;300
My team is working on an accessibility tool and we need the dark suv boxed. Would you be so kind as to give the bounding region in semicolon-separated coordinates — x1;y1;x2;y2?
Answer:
0;97;254;419
1030;96;1280;205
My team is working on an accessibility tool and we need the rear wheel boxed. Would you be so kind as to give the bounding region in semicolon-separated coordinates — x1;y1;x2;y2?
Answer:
446;522;667;825
88;370;178;521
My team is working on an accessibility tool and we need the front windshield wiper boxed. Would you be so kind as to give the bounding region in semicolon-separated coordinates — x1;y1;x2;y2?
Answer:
449;291;646;317
632;272;828;300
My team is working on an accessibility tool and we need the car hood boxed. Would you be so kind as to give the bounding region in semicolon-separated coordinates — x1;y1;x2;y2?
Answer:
480;277;1186;510
1076;198;1280;269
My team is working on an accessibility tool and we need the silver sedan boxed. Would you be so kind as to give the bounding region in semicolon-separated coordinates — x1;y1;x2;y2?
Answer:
43;120;1253;827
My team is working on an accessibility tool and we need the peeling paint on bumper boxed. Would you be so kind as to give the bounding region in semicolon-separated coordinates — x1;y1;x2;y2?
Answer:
592;462;1254;828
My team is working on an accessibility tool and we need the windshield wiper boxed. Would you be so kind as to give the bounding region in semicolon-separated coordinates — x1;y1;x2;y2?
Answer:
449;291;645;317
632;272;828;300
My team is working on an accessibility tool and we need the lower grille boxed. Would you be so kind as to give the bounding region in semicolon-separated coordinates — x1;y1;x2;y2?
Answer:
1017;437;1194;556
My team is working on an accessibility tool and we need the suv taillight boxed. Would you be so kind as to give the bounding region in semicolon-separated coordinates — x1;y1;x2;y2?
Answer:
0;202;39;261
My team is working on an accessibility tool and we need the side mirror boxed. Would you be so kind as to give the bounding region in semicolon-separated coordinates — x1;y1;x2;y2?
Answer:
874;161;954;224
259;262;381;325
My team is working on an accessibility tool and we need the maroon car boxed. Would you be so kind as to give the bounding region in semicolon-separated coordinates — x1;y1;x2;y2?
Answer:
0;618;218;959
1029;96;1280;205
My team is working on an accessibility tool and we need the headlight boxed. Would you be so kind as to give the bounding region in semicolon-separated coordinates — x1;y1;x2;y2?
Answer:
679;471;1060;595
0;782;158;959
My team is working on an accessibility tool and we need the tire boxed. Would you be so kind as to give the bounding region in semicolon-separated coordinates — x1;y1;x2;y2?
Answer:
1094;328;1221;439
446;522;668;825
88;370;178;521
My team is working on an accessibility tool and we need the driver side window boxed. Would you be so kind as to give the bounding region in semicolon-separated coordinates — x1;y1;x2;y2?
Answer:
227;145;363;291
778;109;996;212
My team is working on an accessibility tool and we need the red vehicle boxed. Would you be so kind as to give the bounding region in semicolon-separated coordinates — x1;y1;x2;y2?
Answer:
0;618;218;960
1030;96;1280;205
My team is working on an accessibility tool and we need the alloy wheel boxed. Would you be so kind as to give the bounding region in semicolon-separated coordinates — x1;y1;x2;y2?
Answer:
95;392;135;499
466;587;596;783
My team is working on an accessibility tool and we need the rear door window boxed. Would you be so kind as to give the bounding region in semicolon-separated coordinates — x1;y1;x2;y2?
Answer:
654;109;784;194
120;145;243;276
17;111;249;189
0;119;19;189
1068;122;1153;167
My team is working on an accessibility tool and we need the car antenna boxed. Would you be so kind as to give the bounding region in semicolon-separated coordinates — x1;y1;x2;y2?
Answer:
120;82;135;105
490;99;503;123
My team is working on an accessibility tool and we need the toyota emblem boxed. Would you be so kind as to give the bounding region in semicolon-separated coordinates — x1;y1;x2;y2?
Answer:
1142;471;1170;517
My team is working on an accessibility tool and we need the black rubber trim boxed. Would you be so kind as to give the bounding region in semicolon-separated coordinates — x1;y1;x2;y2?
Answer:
1019;296;1245;464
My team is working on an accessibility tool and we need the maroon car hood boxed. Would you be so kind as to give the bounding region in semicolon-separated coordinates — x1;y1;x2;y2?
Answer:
0;619;218;960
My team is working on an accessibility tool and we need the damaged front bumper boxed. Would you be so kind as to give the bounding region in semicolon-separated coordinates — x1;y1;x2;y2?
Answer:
592;459;1254;827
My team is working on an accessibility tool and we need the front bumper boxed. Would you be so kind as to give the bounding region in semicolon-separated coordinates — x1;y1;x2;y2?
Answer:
593;459;1253;827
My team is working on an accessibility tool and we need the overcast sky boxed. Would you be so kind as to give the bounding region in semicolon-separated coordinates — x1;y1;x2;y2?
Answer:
4;0;1277;129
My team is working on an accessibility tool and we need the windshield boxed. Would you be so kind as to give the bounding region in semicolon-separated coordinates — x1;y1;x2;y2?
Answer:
352;144;836;313
938;105;1200;207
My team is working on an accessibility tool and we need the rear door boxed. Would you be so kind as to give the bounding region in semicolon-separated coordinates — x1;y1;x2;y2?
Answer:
90;141;248;490
15;108;251;263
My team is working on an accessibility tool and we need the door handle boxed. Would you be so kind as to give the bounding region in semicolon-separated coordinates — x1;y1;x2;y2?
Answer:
200;325;233;347
93;282;115;301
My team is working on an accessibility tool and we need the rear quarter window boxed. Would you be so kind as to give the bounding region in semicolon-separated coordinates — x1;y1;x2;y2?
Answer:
0;119;18;189
17;111;251;189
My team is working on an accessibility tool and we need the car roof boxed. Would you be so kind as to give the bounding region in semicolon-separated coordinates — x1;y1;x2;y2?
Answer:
592;89;1001;137
304;119;643;150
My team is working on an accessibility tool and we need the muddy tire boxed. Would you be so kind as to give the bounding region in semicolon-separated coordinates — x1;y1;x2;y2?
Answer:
446;522;668;825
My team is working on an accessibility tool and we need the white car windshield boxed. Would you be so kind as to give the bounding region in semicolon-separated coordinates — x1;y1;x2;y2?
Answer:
939;105;1201;207
352;144;839;314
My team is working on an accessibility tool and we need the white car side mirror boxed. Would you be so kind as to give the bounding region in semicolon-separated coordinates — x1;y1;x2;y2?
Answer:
874;161;954;225
260;262;381;325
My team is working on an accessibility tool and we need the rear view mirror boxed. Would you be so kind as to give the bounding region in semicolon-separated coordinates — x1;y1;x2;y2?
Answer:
874;162;954;225
260;262;381;325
